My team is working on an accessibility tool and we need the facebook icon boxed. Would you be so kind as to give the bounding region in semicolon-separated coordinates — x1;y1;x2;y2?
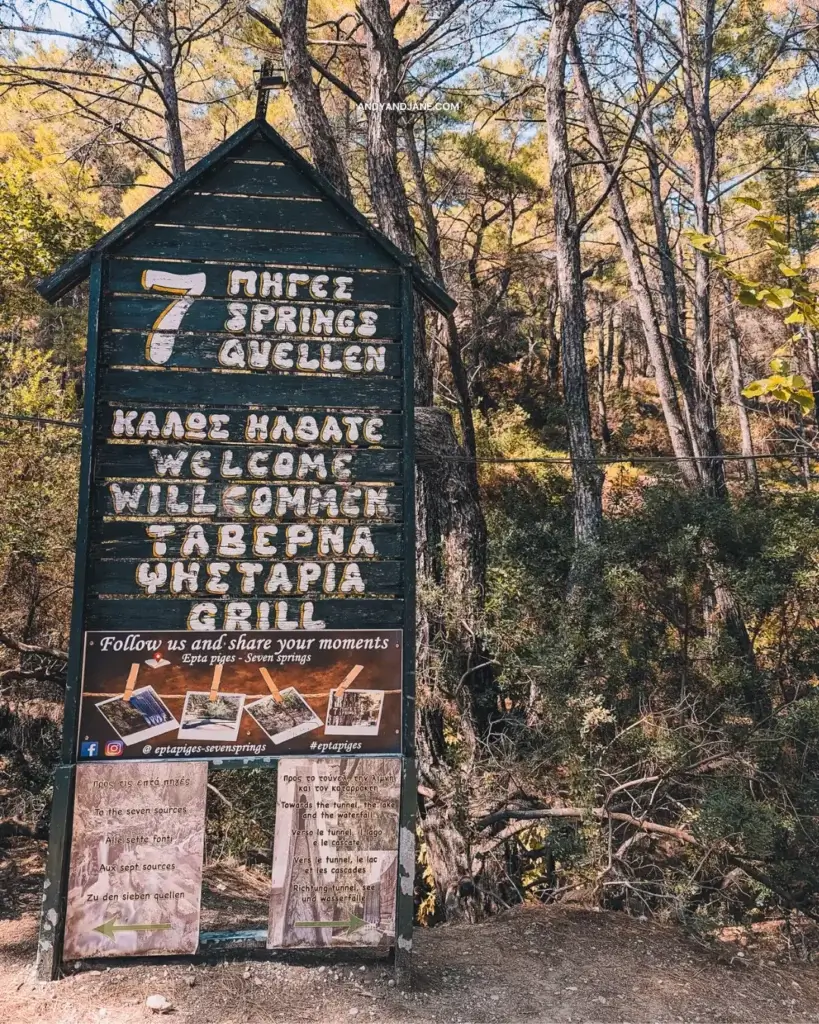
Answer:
80;741;99;758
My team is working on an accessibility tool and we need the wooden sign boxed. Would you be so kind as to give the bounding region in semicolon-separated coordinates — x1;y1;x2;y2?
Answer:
36;117;453;977
91;254;406;635
268;758;400;948
62;761;207;959
32;119;443;764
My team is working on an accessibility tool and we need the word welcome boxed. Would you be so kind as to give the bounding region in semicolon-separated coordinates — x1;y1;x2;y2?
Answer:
147;447;358;481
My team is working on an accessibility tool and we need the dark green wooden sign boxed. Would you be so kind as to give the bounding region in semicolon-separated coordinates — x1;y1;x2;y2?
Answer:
35;118;454;978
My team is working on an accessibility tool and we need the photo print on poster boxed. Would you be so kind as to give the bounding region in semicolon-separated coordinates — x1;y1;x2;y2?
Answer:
246;688;322;745
323;664;383;736
324;689;384;736
178;691;245;741
96;686;178;746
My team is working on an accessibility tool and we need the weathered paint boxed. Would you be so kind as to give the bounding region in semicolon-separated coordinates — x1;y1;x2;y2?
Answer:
395;757;418;982
35;117;448;979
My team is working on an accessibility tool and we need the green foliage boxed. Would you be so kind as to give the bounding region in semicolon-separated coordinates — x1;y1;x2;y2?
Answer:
204;768;277;864
695;782;782;859
741;357;814;413
0;139;103;363
686;199;819;413
480;452;819;925
458;133;542;198
0;169;99;283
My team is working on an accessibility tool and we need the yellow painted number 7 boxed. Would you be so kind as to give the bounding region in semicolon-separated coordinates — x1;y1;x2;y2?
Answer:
141;269;206;364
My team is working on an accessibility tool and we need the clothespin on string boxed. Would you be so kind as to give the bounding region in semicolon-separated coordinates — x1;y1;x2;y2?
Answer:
259;667;283;703
122;663;140;702
335;664;364;696
209;663;223;703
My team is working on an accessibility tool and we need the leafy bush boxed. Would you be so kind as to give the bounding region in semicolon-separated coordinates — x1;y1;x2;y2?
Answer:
477;457;819;931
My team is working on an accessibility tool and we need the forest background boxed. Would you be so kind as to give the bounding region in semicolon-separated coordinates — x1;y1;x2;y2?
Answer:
1;0;819;945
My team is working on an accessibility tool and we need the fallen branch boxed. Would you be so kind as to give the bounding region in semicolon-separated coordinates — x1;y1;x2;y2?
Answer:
0;817;48;841
475;806;593;830
206;783;274;839
727;855;819;922
0;632;67;661
470;805;819;921
206;782;234;808
471;805;699;869
0;667;66;687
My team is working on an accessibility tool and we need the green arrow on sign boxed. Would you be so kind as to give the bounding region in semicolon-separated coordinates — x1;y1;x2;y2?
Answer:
92;919;172;940
294;913;367;935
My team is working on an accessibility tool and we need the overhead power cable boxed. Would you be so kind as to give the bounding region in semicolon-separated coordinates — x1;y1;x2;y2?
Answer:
0;412;816;468
0;412;82;428
418;452;818;465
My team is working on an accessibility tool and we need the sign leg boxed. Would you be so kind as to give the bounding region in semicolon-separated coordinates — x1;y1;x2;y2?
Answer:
395;757;416;986
36;765;74;981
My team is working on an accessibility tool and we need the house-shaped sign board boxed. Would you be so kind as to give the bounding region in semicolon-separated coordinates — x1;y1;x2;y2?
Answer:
35;117;454;978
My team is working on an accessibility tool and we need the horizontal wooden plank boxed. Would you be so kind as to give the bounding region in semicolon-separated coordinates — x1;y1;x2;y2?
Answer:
192;159;322;198
161;193;358;233
97;368;402;410
101;297;400;340
88;558;403;597
100;333;401;376
115;226;397;269
95;406;402;447
98;481;403;521
91;520;404;560
105;260;401;304
97;444;402;483
84;597;405;631
233;137;292;162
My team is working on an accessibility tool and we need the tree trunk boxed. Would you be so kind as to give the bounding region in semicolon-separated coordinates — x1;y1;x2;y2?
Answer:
605;305;615;379
616;318;627;390
280;0;352;200
703;542;772;722
358;0;415;251
713;202;758;490
627;0;701;457
679;0;725;498
359;0;432;403
157;1;186;178
415;706;478;921
676;2;763;716
596;295;610;450
803;327;819;433
722;281;759;491
547;286;561;384
402;114;481;473
402;107;492;736
412;407;495;919
360;0;494;920
545;0;603;551
571;37;700;489
415;408;493;741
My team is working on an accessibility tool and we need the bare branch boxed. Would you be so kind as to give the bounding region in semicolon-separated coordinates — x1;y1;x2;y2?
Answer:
248;6;364;106
0;631;67;661
400;0;468;57
574;39;681;237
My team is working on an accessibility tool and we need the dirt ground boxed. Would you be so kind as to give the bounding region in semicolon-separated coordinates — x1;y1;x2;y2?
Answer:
3;897;819;1024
